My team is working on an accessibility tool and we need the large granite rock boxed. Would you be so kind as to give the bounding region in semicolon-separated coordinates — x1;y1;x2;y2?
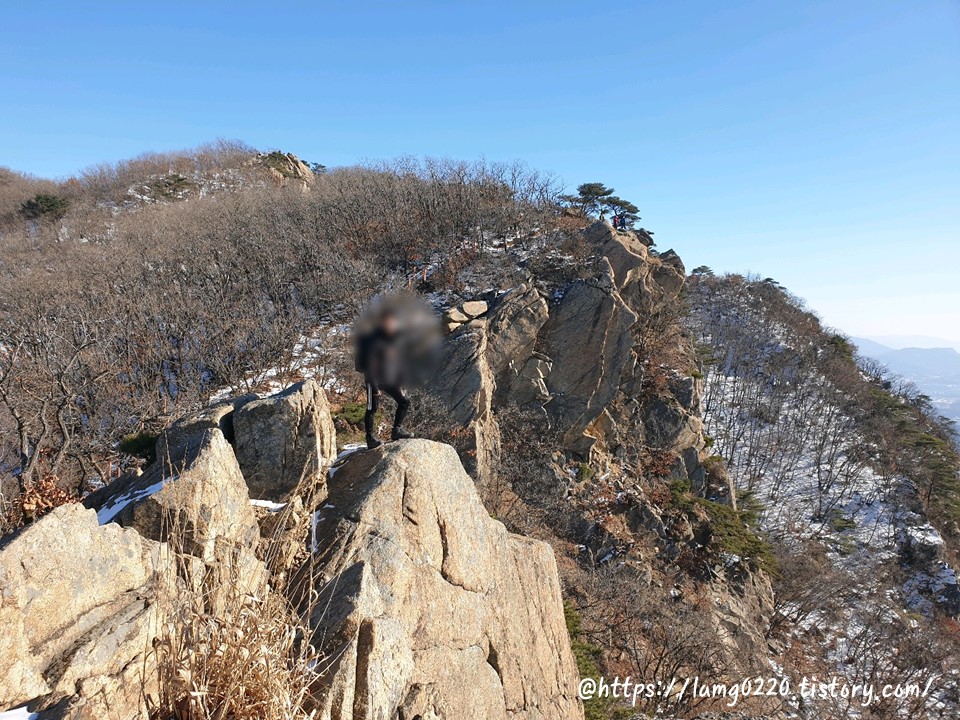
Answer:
232;379;337;501
486;284;549;380
306;440;582;720
86;427;260;564
153;392;256;462
540;260;639;445
428;321;501;486
0;504;162;717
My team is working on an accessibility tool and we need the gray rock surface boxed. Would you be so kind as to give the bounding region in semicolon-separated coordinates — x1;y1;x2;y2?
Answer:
233;379;337;501
541;262;639;445
428;321;501;485
0;504;162;716
306;440;582;720
87;427;260;564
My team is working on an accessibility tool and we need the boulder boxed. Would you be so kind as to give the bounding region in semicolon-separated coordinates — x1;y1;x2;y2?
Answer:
461;300;489;318
669;374;703;411
486;284;550;402
154;392;256;462
0;504;162;715
445;307;470;324
643;397;705;453
87;427;259;565
652;251;685;295
581;222;685;317
232;380;337;501
305;440;582;720
582;221;651;292
428;321;501;485
511;354;553;406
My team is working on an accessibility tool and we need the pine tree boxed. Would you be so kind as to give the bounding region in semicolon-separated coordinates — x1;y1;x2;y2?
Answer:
560;182;615;217
561;182;640;227
20;193;70;221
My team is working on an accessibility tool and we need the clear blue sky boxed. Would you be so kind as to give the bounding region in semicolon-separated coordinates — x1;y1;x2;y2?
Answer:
2;1;958;345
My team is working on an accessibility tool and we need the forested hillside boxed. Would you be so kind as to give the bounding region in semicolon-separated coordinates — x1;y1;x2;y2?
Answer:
688;272;960;716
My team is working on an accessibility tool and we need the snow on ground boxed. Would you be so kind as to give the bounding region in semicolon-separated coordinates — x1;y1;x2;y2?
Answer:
209;324;351;404
96;477;172;524
0;707;38;720
249;499;286;512
704;371;897;559
703;363;959;716
328;443;365;480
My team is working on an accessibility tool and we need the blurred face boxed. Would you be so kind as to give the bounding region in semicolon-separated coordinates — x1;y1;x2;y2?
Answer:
382;312;398;336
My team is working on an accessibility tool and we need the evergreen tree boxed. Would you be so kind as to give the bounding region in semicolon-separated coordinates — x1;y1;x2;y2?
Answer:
603;195;640;227
560;182;615;217
20;193;70;221
561;182;640;226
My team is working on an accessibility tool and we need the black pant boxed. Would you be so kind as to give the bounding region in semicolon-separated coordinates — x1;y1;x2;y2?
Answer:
365;382;410;438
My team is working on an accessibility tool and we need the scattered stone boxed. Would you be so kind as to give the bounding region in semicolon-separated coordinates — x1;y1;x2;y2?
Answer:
445;307;470;323
460;300;489;318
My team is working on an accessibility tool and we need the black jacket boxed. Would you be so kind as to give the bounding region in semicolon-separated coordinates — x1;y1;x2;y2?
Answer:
355;328;402;387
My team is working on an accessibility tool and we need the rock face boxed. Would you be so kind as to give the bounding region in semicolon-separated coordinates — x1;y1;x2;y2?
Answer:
16;381;345;717
306;440;582;720
233;380;337;501
429;221;698;472
429;320;501;487
260;151;315;187
424;222;774;683
88;426;260;564
540;262;639;445
0;504;162;717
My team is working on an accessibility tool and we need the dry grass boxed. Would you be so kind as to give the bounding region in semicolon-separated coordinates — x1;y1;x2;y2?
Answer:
150;575;320;720
147;464;325;720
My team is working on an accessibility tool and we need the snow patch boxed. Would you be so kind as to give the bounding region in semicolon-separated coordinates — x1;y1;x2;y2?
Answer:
0;707;38;720
249;499;286;512
96;477;172;525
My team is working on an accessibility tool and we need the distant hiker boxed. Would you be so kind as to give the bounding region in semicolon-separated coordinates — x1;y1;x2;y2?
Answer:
354;296;442;449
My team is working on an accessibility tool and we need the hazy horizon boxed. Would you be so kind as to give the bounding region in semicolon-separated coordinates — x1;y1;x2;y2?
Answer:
2;1;957;342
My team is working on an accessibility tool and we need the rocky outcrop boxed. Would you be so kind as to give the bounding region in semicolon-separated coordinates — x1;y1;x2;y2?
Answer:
643;396;705;453
429;320;501;486
708;566;776;672
486;284;550;390
540;261;639;446
3;384;582;719
0;504;163;717
431;221;697;466
233;380;337;501
304;440;582;720
259;151;315;187
86;426;260;564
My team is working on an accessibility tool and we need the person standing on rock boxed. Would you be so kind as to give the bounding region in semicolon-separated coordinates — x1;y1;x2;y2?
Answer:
354;295;442;449
355;306;413;449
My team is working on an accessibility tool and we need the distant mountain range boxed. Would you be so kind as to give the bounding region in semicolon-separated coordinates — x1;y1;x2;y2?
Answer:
852;337;960;423
865;335;960;352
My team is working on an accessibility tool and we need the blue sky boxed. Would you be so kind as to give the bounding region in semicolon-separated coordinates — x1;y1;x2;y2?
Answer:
2;1;958;345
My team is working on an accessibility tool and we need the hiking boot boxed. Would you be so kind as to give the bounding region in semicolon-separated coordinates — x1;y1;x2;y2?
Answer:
366;435;383;450
391;426;414;441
